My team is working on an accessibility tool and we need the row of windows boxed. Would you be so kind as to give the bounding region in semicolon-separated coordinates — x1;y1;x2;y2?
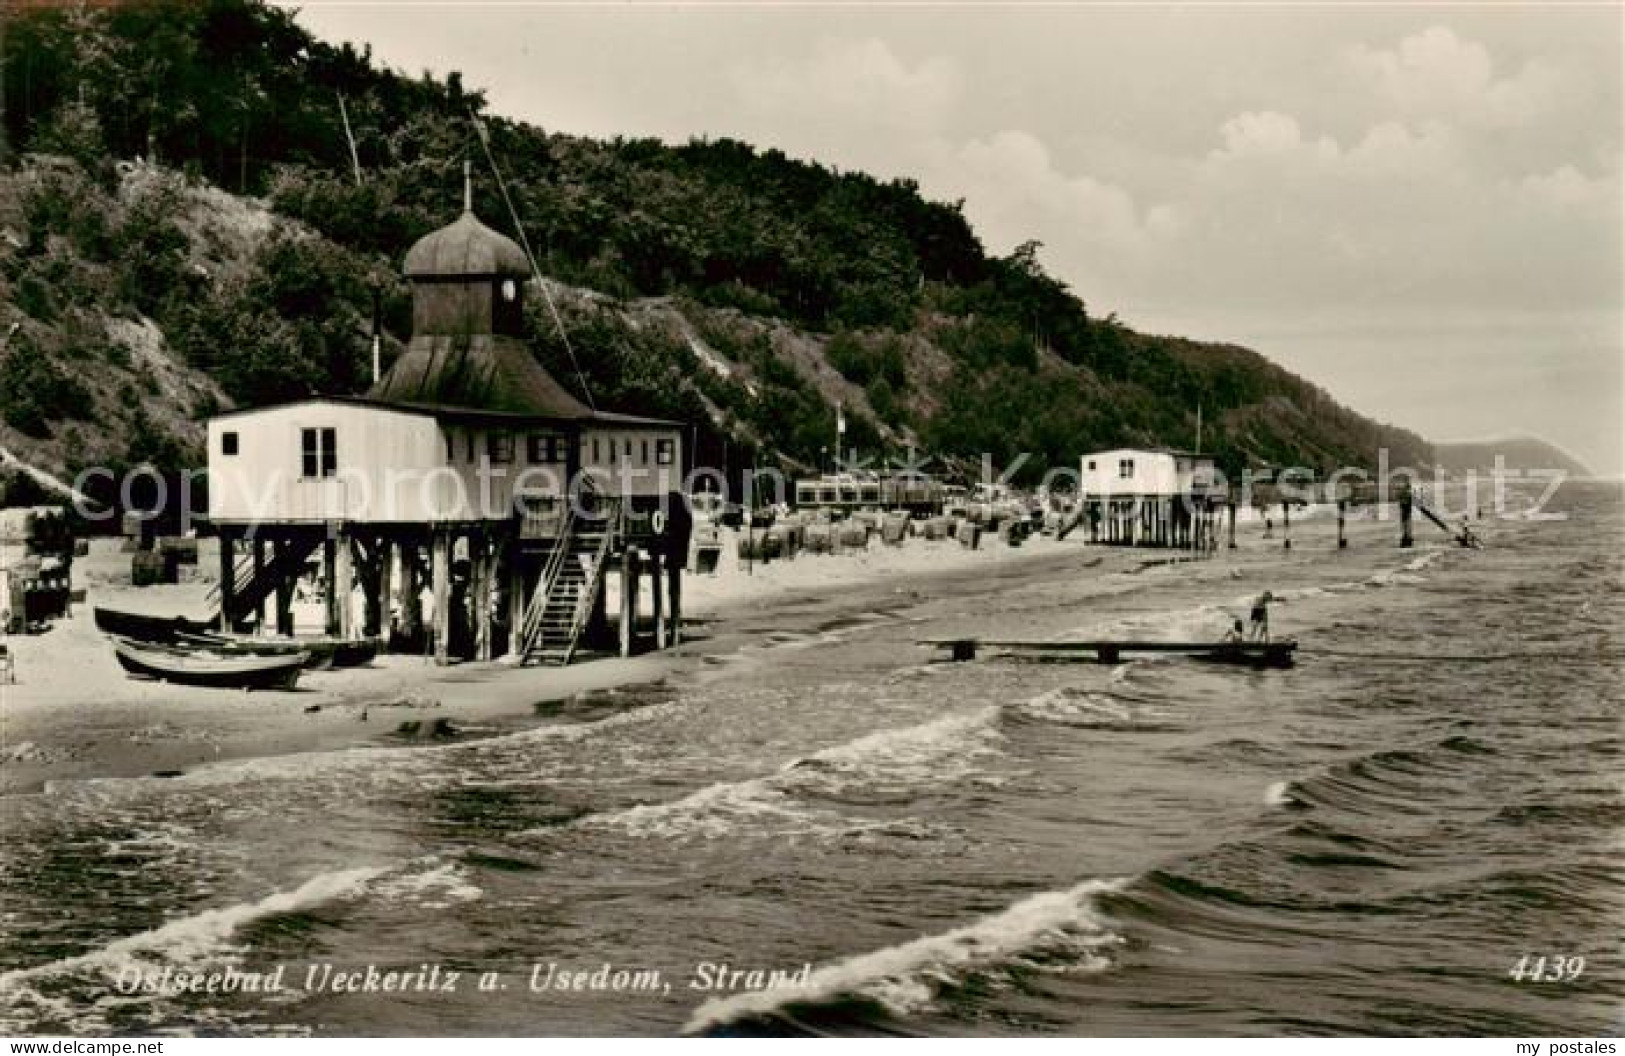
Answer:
218;428;676;479
463;433;572;465
1084;458;1137;479
584;436;676;467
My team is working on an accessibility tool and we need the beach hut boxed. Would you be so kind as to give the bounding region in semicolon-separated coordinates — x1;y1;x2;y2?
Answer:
206;169;690;665
1079;448;1220;549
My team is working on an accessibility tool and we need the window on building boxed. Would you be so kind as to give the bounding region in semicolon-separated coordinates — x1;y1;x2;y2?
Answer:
301;428;337;479
1119;458;1134;479
640;439;649;464
466;432;476;462
592;438;602;463
1086;460;1096;471
624;439;632;459
529;434;568;463
221;431;239;456
655;438;675;466
487;433;514;464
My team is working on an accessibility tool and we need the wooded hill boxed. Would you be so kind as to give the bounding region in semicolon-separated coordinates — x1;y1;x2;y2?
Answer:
0;0;1432;505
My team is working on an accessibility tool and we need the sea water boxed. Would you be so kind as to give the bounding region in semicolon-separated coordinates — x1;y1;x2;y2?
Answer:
2;483;1619;1036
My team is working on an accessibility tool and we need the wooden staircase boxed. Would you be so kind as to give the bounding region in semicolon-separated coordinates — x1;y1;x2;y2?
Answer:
207;536;323;627
518;501;619;666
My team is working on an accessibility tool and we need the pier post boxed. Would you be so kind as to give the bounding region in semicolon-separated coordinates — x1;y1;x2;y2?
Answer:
374;538;394;639
273;539;295;637
505;540;525;658
1227;501;1237;549
651;549;666;650
334;532;354;637
252;537;267;631
321;533;338;637
1282;503;1292;551
667;557;682;647
431;529;450;665
472;530;493;662
1337;501;1348;549
619;547;636;658
217;528;235;632
400;543;423;646
1399;493;1414;548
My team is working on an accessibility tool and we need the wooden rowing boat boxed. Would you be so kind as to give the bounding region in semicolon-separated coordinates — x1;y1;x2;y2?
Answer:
112;638;308;690
94;606;217;644
174;631;381;669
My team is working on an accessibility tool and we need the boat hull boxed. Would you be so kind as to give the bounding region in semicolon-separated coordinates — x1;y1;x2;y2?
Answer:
94;607;216;644
112;639;307;690
175;632;380;669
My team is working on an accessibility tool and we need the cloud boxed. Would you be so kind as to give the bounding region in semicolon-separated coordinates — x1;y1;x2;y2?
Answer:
717;26;1616;321
731;37;961;136
1346;25;1572;129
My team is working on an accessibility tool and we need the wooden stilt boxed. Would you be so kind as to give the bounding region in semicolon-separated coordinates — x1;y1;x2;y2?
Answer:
217;528;235;632
334;532;354;637
1400;493;1414;548
274;539;295;637
251;537;267;631
473;530;493;662
1337;500;1348;549
431;530;451;665
618;548;636;658
400;544;423;644
1282;503;1292;551
505;540;525;659
375;538;394;639
1227;500;1238;549
322;533;339;637
652;549;666;650
668;553;682;647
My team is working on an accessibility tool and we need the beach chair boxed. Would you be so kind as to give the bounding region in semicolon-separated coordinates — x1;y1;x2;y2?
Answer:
0;643;13;684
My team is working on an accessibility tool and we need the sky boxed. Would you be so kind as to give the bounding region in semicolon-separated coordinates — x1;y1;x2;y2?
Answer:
287;2;1623;476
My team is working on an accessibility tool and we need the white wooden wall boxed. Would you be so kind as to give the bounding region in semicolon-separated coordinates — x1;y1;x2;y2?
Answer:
1080;449;1180;497
208;401;683;524
579;426;684;498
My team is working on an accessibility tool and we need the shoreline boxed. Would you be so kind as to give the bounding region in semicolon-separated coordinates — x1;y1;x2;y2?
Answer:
1;531;1129;795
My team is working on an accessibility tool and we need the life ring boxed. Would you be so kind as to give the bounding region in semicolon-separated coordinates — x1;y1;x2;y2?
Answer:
651;511;667;534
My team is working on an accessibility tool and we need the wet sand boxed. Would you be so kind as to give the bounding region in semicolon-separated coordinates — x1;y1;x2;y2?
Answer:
1;528;1138;794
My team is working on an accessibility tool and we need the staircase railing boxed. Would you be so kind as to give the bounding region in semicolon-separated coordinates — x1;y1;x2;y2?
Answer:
517;507;578;660
557;500;619;665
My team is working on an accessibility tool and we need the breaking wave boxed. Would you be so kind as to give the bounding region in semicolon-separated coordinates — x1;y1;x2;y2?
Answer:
683;877;1129;1034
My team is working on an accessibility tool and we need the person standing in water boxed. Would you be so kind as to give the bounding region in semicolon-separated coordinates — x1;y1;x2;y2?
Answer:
1249;590;1274;642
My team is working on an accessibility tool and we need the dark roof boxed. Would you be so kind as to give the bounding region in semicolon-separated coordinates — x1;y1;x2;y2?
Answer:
369;334;594;419
207;394;561;426
403;209;529;278
212;394;677;430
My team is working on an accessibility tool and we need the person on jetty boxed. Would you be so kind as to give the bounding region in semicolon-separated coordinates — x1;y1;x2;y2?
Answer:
1248;591;1274;642
1223;618;1246;643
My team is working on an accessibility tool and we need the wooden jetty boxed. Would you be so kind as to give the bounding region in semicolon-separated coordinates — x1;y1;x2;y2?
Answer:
920;637;1297;668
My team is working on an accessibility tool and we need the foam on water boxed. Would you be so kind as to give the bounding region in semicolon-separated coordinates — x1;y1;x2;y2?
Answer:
373;861;483;909
572;707;1002;841
1264;781;1301;807
0;866;384;1002
1016;687;1162;729
683;877;1129;1033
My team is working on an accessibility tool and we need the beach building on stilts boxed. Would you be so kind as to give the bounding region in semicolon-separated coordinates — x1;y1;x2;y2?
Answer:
204;168;689;665
1079;447;1221;550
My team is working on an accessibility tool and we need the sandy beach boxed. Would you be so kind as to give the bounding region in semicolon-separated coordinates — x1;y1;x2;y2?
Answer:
1;524;1157;795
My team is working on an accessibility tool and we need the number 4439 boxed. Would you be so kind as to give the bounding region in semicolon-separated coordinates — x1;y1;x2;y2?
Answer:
1510;955;1585;982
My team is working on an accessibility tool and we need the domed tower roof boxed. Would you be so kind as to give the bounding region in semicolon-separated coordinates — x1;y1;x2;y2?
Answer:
403;208;529;279
369;164;593;420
